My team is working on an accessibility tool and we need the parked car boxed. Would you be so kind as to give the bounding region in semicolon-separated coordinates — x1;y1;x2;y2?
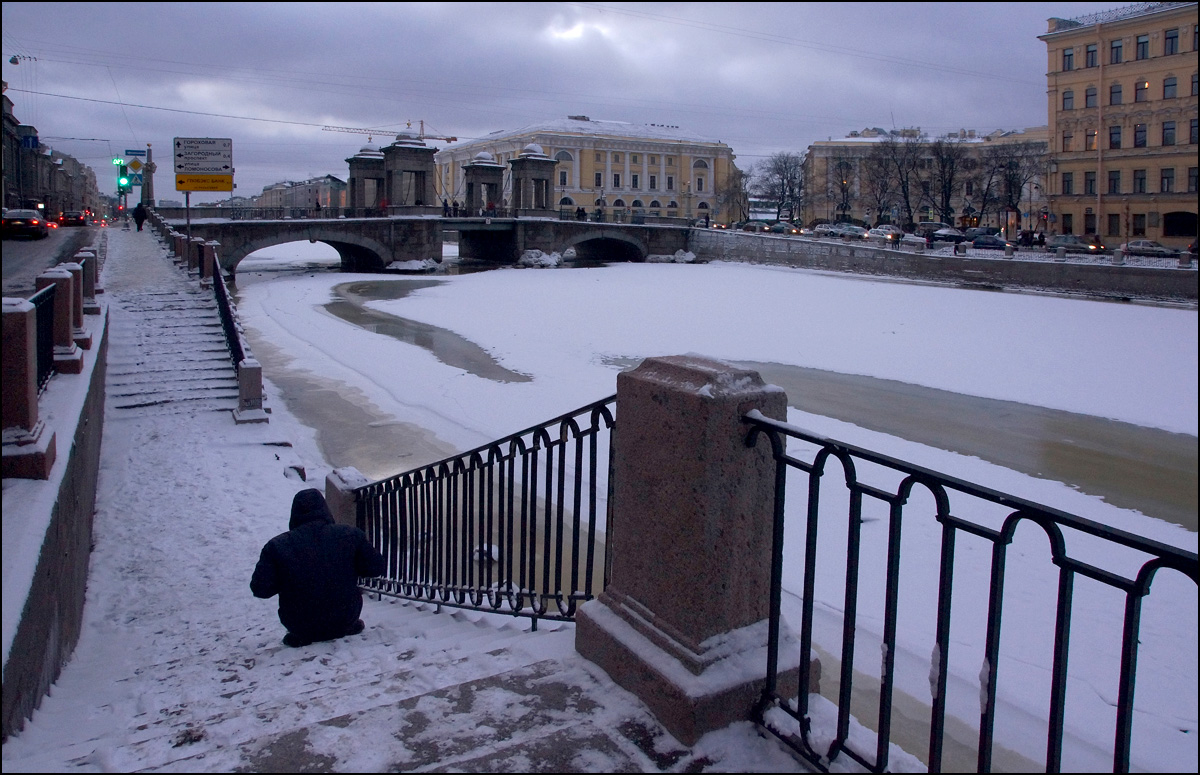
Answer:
1046;234;1105;253
915;221;950;238
1118;240;1177;257
963;226;1001;240
770;221;800;235
931;227;967;244
2;208;50;240
971;234;1015;251
867;226;902;243
741;221;770;233
836;224;869;239
900;233;928;248
710;222;729;229
813;223;840;237
58;211;87;227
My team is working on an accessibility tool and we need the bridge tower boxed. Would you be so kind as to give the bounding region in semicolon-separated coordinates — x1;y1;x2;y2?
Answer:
382;129;437;207
346;143;385;211
462;152;505;216
508;143;556;214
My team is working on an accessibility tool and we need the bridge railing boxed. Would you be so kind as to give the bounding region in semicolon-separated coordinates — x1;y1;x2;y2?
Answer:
28;283;57;392
742;409;1198;773
353;395;616;629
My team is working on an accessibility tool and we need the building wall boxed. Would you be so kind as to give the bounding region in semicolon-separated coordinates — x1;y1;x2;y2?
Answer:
434;118;739;223
1040;3;1199;248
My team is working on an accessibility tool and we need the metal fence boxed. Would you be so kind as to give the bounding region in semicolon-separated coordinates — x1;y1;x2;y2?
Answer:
210;252;246;371
743;409;1198;773
29;284;57;392
354;395;617;628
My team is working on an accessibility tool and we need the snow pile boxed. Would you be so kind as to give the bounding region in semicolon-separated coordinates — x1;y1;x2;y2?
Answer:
386;258;440;272
646;250;696;263
562;247;577;259
517;249;563;268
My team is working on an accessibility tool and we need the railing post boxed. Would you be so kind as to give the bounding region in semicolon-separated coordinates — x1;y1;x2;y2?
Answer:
1;298;58;479
189;237;205;274
75;250;101;313
34;268;83;374
60;262;92;350
232;357;268;424
575;354;803;745
326;467;371;529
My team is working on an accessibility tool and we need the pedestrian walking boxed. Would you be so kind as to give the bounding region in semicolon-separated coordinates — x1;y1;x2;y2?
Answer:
251;489;386;647
132;202;147;232
442;199;450;217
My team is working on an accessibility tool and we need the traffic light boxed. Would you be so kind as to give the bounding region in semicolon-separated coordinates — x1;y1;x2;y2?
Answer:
118;165;130;194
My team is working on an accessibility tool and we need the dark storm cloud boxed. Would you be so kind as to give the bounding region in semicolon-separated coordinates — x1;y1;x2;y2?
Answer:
3;1;1118;199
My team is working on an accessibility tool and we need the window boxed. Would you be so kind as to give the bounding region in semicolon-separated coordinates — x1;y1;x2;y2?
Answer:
649;174;657;190
1134;123;1147;147
1164;76;1177;99
1086;129;1097;150
1189;167;1198;193
1108;213;1121;236
1085;213;1097;234
1062;172;1074;195
1132;213;1146;235
1062;131;1074;152
1133;169;1147;193
965;181;974;197
1063;90;1074;110
1110;38;1123;64
1063;48;1074;71
612;173;621;188
666;157;675;167
1192;118;1199;144
631;154;639;164
1135;81;1148;102
1085;86;1098;107
1136;34;1149;59
1110;82;1123;104
696;176;704;192
922;180;931;195
1163;121;1176;146
1108;170;1121;194
595;153;603;163
1161;168;1174;193
1110;125;1122;148
1165;28;1179;55
1086;44;1098;67
613;153;622;164
649;155;657;165
1061;213;1074;234
594;172;603;188
1193;73;1199;96
559;170;568;187
631;173;639;189
1085;171;1097;195
666;175;674;190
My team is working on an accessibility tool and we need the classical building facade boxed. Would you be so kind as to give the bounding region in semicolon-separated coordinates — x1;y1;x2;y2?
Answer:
3;83;101;216
433;116;740;222
253;174;347;210
800;126;1050;234
1039;2;1198;247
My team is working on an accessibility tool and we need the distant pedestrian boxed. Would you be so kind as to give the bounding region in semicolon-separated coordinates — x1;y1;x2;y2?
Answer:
452;200;459;217
132;202;147;232
251;489;386;648
1036;232;1045;248
442;199;450;217
314;201;322;217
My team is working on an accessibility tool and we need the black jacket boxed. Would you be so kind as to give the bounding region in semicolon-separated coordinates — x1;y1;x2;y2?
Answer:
251;489;385;640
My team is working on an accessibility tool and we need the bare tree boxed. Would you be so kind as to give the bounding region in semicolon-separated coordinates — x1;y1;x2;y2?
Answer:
832;157;856;221
752;152;804;220
977;140;1049;232
715;165;751;223
862;143;897;225
877;130;926;226
927;135;970;224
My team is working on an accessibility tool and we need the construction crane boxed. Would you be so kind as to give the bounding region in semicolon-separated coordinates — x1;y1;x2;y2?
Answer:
322;120;456;144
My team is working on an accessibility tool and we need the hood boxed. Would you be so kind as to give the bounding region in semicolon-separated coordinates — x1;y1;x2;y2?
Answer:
289;488;334;530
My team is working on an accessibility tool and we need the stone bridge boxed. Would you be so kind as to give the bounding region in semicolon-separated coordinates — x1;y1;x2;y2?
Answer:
168;217;691;275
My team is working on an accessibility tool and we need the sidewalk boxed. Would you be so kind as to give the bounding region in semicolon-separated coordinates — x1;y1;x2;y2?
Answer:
1;226;806;772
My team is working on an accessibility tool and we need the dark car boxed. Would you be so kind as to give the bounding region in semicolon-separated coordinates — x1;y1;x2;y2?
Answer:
1046;234;1105;253
2;208;50;240
971;235;1015;251
58;211;87;227
963;226;1001;240
770;221;800;235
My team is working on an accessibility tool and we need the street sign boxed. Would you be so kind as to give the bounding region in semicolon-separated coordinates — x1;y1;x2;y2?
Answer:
129;173;144;185
173;137;233;174
175;174;233;192
128;159;144;172
125;149;147;156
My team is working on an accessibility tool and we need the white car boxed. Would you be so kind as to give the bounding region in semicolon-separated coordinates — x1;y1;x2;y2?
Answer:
1118;240;1177;257
867;226;903;243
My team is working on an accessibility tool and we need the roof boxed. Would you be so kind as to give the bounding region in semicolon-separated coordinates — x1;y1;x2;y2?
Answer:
444;116;724;151
1043;1;1196;35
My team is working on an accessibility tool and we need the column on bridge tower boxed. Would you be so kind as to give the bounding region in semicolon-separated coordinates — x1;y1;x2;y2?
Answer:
382;129;437;209
462;152;505;216
345;143;385;213
509;143;556;214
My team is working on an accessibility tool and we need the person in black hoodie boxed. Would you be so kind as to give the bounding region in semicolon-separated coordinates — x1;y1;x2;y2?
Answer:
251;489;386;647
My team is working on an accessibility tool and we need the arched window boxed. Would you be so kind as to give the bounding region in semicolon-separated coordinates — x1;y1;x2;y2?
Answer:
559;196;575;206
613;199;626;207
668;201;679;208
554;150;574;162
692;159;709;169
650;200;661;208
697;202;709;209
631;200;644;208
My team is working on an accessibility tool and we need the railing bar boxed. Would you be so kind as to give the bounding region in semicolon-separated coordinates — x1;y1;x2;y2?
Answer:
1112;591;1145;773
833;487;865;761
1045;567;1075;772
977;541;1010;772
874;500;905;771
928;522;957;773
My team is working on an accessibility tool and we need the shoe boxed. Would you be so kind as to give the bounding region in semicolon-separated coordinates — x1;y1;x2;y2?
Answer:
345;619;365;637
282;632;312;648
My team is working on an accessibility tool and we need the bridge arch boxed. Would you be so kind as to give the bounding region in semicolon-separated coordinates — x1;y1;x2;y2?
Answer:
561;229;648;262
222;229;393;274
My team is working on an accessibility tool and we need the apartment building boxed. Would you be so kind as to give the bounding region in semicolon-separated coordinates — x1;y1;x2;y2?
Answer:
1039;2;1198;247
434;116;739;222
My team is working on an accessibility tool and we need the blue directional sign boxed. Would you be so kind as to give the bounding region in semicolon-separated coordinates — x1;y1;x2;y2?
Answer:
125;149;147;156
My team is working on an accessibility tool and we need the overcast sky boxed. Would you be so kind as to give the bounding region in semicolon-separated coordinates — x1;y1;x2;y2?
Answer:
3;1;1119;201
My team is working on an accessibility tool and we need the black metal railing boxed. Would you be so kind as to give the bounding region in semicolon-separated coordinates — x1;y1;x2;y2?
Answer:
211;254;246;371
743;409;1198;773
354;395;616;628
29;284;57;392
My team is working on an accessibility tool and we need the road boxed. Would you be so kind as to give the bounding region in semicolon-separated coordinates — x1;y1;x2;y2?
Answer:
1;224;100;297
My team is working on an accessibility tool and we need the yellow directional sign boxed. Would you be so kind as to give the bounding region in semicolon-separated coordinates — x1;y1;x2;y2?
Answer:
176;174;233;192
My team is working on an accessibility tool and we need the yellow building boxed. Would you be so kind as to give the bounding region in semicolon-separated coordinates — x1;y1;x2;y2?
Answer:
433;116;740;222
1039;2;1198;248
